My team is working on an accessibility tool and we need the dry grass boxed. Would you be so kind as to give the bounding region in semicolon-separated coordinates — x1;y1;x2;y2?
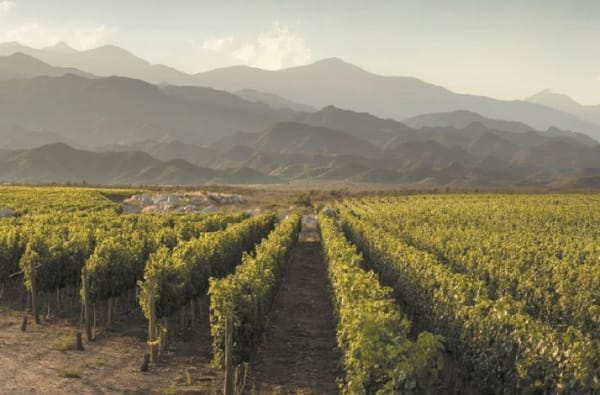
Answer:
184;368;193;385
59;367;82;379
161;385;178;395
83;357;106;368
53;334;75;351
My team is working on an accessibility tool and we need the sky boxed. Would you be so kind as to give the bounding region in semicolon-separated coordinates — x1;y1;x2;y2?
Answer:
0;0;599;104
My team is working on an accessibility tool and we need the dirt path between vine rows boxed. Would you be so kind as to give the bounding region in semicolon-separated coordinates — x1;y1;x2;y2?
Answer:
248;215;341;394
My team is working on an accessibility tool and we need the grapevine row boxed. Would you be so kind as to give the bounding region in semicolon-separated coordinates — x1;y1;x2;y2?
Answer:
85;213;246;304
138;212;277;328
209;212;301;366
319;212;442;394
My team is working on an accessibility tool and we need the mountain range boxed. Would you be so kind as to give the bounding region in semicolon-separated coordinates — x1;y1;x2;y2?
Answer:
0;73;288;146
1;42;599;140
0;41;599;188
403;110;597;146
0;52;94;80
190;59;600;139
0;143;281;185
0;41;191;85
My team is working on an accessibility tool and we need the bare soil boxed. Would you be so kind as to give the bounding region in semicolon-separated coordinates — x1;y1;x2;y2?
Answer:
247;216;341;394
0;288;223;394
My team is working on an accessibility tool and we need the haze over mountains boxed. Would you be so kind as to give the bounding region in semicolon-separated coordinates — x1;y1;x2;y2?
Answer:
2;42;599;138
0;53;94;80
0;72;287;146
0;143;282;185
0;41;599;188
0;42;191;85
526;90;600;127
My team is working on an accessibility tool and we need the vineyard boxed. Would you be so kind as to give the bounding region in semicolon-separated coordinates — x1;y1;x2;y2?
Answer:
1;187;599;394
336;195;600;394
0;187;305;393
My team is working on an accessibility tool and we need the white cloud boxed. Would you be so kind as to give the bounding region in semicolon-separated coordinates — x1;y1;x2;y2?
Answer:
202;36;233;51
3;24;115;50
0;1;15;15
4;24;56;46
69;25;113;50
232;22;312;70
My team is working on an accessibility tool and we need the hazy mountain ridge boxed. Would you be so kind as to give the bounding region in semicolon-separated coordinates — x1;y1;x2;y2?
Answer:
0;44;599;187
0;73;597;186
212;122;382;157
159;85;292;116
0;124;73;149
1;42;598;141
405;110;535;133
0;41;191;85
0;143;281;185
402;110;597;146
2;134;600;187
0;74;289;146
295;105;415;146
526;90;600;126
0;53;95;80
98;140;218;168
200;119;600;186
235;89;315;112
192;58;600;140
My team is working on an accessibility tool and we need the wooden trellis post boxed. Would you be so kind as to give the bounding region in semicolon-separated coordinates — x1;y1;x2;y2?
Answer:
93;303;96;339
30;261;39;325
81;266;92;341
148;276;158;363
189;298;195;330
224;315;234;395
107;297;113;329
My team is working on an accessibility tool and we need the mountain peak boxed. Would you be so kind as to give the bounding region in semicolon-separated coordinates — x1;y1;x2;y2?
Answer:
89;44;138;57
463;121;489;131
314;57;350;66
96;44;126;51
43;41;78;54
33;142;77;154
525;89;585;120
306;57;368;73
319;104;341;112
527;89;581;107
